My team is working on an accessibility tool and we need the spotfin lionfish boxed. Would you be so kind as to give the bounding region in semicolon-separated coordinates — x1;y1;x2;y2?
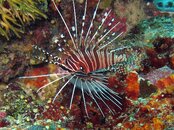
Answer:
20;0;145;117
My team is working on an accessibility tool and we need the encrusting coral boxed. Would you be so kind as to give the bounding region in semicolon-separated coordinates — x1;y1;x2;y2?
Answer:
114;0;146;31
0;0;47;40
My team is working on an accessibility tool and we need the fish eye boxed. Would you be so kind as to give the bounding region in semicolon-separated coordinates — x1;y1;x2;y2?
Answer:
80;66;84;71
168;2;173;7
157;2;163;7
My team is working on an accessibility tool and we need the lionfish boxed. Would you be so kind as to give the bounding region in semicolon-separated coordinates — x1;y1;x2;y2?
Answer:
21;0;143;117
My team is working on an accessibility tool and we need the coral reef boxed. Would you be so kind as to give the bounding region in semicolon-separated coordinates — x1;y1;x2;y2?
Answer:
0;26;48;81
139;17;174;43
125;71;140;100
22;65;60;101
141;66;173;85
0;18;53;83
0;0;47;40
0;0;174;129
114;0;147;31
1;67;174;129
0;48;28;82
143;37;174;71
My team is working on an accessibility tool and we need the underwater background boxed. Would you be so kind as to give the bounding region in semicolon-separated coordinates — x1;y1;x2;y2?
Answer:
0;0;174;129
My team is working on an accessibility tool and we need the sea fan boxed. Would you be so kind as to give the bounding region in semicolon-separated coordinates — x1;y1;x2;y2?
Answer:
21;0;144;117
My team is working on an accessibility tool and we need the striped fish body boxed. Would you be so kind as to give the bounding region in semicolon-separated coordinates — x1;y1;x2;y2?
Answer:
26;0;145;117
65;48;126;74
63;46;128;92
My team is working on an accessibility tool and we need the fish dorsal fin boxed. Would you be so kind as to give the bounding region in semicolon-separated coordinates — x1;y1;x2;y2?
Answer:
51;0;126;52
52;0;77;50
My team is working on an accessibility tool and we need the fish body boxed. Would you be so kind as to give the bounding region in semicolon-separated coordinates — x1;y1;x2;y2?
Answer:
23;0;145;117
